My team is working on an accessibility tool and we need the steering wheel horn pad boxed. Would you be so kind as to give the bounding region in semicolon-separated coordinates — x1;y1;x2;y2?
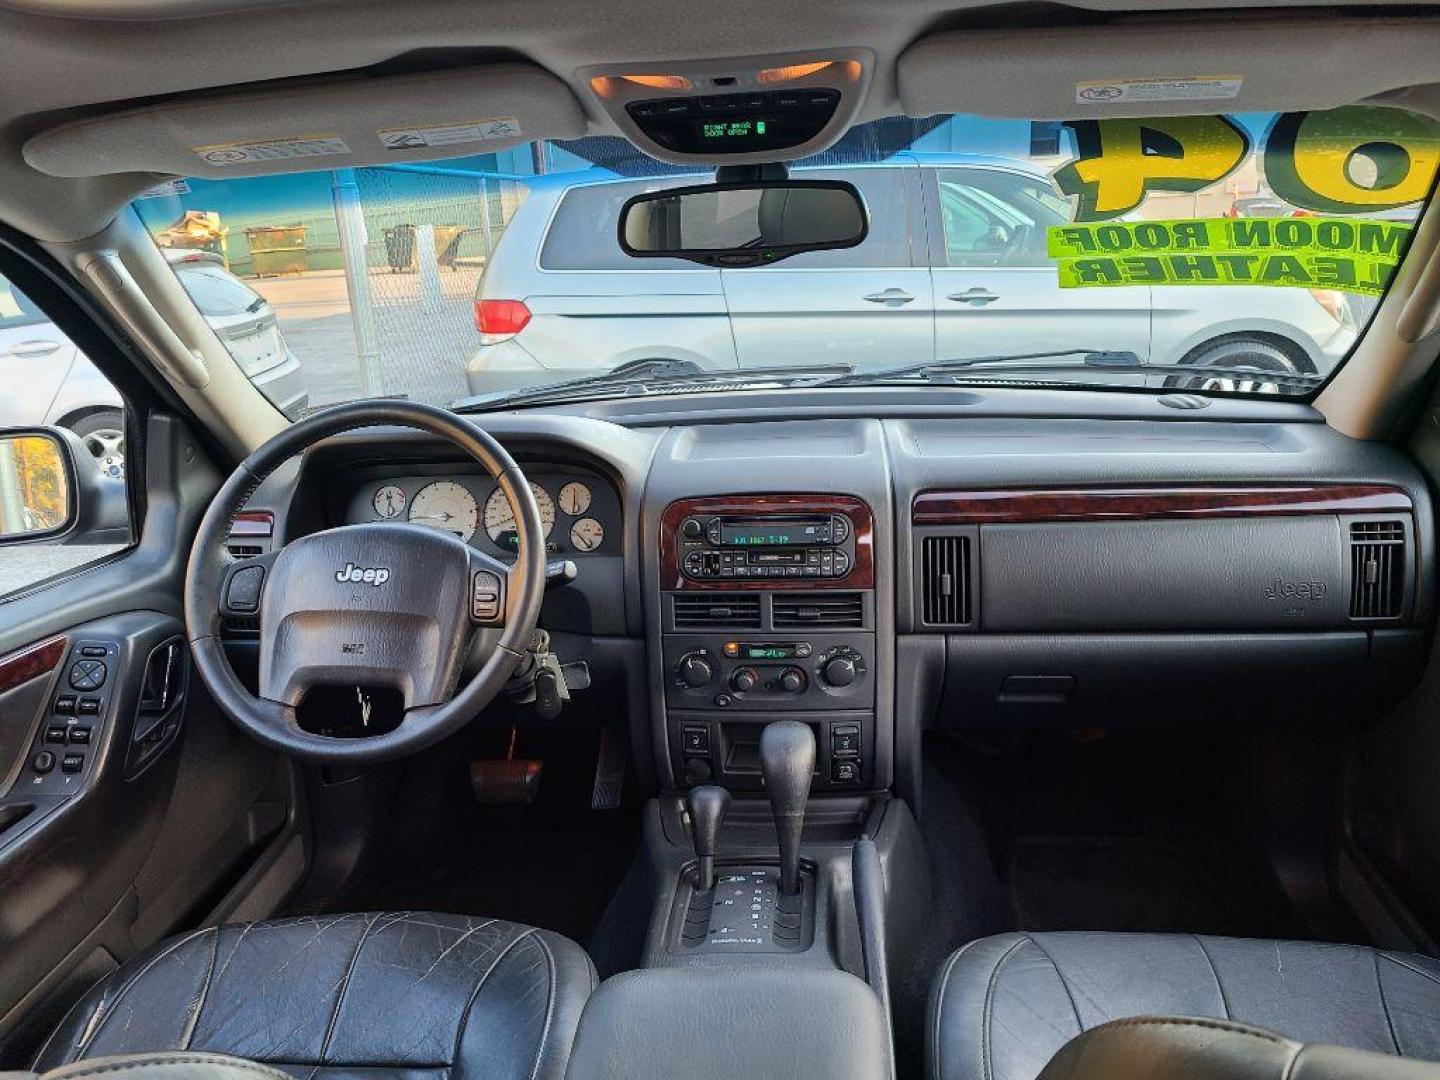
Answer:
184;401;546;763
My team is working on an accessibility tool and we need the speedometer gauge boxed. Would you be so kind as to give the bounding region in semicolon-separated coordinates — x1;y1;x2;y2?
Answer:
408;481;479;542
484;483;556;548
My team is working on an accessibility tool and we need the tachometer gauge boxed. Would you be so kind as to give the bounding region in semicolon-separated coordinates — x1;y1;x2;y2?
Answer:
484;483;556;549
570;517;604;552
372;484;407;519
558;481;592;516
408;481;479;542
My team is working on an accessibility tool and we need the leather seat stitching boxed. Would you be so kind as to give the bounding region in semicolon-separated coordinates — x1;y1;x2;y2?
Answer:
1374;952;1405;1055
311;911;384;1076
982;938;1029;1080
1022;935;1084;1034
447;921;527;1075
1190;935;1231;1020
1097;1016;1292;1045
1378;951;1440;988
180;928;224;1052
929;938;984;1080
71;928;215;1063
526;934;558;1080
53;1057;293;1080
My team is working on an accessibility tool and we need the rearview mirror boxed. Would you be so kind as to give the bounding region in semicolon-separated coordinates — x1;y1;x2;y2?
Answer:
0;430;72;540
619;180;868;267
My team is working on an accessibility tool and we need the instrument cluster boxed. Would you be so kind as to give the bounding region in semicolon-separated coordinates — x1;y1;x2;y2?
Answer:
344;469;618;557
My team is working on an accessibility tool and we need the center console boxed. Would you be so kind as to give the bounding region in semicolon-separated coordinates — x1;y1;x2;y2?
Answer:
658;495;877;791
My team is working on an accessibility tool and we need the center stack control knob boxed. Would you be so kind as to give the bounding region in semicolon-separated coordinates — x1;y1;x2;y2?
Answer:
730;667;759;692
777;667;806;693
820;655;858;687
677;652;714;688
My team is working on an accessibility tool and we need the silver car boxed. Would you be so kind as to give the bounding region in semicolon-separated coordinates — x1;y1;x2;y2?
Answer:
0;249;308;474
466;154;1357;395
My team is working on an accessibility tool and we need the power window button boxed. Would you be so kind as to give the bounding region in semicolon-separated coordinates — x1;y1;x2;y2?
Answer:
61;753;84;774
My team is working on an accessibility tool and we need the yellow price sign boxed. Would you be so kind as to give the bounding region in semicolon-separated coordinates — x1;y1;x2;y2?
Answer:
1053;106;1440;222
1047;216;1413;296
1054;116;1250;221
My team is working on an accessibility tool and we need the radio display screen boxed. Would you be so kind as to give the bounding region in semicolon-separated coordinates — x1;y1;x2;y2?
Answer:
719;518;830;546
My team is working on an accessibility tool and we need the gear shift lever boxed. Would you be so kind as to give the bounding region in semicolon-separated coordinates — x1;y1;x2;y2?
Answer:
759;720;815;895
686;784;730;891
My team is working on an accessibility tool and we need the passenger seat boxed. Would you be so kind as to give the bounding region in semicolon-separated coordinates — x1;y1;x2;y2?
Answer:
928;932;1440;1080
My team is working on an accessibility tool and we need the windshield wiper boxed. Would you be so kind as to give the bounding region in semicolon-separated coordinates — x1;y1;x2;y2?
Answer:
453;358;854;411
817;350;1325;390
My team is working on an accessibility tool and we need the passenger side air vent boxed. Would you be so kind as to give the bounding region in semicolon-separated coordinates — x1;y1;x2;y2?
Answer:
920;534;972;627
773;592;865;630
1349;520;1406;620
673;594;762;630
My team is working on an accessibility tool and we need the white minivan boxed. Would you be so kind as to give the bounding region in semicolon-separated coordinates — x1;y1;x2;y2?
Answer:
465;154;1357;395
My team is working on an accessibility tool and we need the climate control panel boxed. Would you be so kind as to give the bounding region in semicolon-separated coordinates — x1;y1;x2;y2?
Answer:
663;633;871;712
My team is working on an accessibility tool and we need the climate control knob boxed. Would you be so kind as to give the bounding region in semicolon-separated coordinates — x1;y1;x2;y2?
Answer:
777;667;806;693
730;667;760;692
820;655;858;687
677;652;714;688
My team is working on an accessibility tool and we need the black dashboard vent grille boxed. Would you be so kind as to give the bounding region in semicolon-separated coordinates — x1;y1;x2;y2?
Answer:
773;593;865;630
921;534;972;627
673;594;761;629
1349;520;1406;620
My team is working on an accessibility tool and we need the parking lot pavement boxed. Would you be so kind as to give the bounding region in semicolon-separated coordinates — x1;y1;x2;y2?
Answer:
0;545;124;597
249;265;480;409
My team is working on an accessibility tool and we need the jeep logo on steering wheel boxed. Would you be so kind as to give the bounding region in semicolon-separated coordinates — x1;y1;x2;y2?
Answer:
335;562;391;586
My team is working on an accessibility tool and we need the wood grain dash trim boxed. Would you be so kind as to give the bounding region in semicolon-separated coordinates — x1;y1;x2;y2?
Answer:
0;635;67;696
912;484;1413;526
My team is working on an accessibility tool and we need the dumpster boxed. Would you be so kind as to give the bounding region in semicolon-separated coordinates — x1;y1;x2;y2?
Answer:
246;225;307;277
384;224;416;272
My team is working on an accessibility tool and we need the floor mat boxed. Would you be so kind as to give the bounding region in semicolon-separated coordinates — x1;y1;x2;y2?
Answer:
1008;835;1250;936
343;822;638;944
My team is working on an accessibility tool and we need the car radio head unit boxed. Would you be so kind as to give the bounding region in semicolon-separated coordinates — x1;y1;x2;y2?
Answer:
714;516;842;547
675;512;855;580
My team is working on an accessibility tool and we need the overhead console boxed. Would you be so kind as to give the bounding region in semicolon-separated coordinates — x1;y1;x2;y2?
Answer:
582;51;871;166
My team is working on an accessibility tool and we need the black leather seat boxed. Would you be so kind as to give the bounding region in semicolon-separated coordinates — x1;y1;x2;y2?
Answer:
929;932;1440;1080
31;912;596;1080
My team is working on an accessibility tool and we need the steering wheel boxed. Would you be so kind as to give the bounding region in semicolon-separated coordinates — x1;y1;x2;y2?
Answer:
184;401;546;763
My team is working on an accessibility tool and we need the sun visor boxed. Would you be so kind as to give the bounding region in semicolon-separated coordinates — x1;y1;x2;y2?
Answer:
24;63;586;179
897;18;1440;120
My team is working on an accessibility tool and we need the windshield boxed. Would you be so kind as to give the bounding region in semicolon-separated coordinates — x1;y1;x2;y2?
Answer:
133;107;1440;411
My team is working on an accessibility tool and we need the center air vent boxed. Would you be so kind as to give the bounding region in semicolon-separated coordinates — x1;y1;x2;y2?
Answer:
673;594;761;630
1349;520;1407;620
920;534;972;627
773;592;865;630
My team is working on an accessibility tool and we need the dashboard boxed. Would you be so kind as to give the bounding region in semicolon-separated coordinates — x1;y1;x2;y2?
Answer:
231;387;1439;806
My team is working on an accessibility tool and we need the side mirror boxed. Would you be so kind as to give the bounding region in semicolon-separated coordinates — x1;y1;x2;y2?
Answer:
0;427;128;546
619;180;868;267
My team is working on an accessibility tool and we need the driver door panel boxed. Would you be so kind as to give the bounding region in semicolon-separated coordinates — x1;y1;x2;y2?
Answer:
0;414;294;1061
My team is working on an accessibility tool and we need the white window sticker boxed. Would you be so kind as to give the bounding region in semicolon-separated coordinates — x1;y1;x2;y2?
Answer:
137;179;191;199
193;136;351;166
377;117;523;150
1076;76;1244;105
